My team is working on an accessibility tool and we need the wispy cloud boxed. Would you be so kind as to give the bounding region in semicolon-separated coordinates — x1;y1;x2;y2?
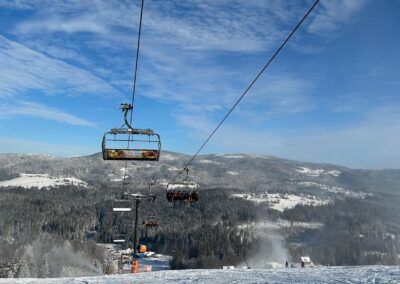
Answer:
308;0;367;34
0;0;382;167
0;101;97;128
0;35;120;98
1;0;358;114
16;17;108;35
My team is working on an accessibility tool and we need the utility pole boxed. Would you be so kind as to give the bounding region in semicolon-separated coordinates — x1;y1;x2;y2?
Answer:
131;197;140;273
129;193;154;273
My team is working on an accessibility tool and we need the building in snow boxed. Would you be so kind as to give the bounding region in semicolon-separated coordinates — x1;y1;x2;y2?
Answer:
300;256;313;267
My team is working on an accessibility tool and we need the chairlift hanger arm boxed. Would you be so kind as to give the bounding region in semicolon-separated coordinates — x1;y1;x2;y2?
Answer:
121;103;134;129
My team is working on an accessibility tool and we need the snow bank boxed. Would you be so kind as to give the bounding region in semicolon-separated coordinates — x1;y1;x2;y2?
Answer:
0;174;88;189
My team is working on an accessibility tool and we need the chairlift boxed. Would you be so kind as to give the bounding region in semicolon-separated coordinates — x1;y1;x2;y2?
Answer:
143;181;159;227
112;234;127;243
112;193;133;212
112;201;133;212
166;181;199;203
166;167;199;203
102;103;161;161
143;215;159;228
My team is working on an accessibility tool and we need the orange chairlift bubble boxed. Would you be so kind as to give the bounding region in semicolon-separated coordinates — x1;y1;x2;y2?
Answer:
102;103;161;161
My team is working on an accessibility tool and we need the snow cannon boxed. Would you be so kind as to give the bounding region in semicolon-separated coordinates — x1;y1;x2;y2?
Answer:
137;244;147;253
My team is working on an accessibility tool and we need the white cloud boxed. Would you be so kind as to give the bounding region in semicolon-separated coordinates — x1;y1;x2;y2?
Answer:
16;17;108;35
0;101;97;128
0;0;343;114
308;0;367;34
0;35;120;98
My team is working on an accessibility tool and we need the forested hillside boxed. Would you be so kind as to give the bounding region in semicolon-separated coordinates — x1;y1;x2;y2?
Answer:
0;152;400;277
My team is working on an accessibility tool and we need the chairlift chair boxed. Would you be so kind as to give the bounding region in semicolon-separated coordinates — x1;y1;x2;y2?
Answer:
112;193;133;212
102;103;161;161
166;167;199;203
112;234;127;243
166;181;199;203
143;215;159;228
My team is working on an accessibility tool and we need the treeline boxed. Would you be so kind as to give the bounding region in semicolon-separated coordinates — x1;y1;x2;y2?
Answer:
2;183;400;275
0;186;100;242
0;185;265;273
283;194;400;265
97;188;263;269
0;234;107;278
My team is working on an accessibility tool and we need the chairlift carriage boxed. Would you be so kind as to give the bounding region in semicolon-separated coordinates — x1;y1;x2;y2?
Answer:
112;200;133;213
166;182;199;203
112;192;133;212
142;215;159;228
166;167;199;203
112;234;127;244
102;103;161;161
143;181;159;228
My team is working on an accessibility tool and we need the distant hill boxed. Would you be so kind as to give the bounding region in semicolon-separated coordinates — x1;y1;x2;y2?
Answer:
0;151;400;275
1;151;399;196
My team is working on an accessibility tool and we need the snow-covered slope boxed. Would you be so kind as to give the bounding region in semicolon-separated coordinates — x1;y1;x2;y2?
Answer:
0;174;88;189
1;266;399;283
231;192;330;211
1;151;399;196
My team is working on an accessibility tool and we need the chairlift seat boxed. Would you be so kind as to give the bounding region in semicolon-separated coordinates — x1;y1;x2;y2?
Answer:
102;128;161;161
102;103;161;161
166;182;199;203
143;219;159;227
112;234;127;243
112;200;133;212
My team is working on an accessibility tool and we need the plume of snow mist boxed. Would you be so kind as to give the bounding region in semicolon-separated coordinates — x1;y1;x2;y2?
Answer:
15;236;102;278
243;225;290;269
46;240;102;277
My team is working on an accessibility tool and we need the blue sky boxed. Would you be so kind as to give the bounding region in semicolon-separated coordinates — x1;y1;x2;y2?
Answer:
0;0;399;169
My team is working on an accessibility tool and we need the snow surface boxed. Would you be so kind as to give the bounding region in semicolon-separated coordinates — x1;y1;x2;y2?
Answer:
297;182;370;199
237;220;324;230
222;155;244;159
2;266;400;283
167;166;180;171
231;193;330;212
296;167;341;177
161;153;177;161
197;159;222;165
0;174;88;189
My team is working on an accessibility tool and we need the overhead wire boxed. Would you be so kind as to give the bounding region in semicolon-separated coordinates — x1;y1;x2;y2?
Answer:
122;0;145;188
129;0;145;125
169;0;320;184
